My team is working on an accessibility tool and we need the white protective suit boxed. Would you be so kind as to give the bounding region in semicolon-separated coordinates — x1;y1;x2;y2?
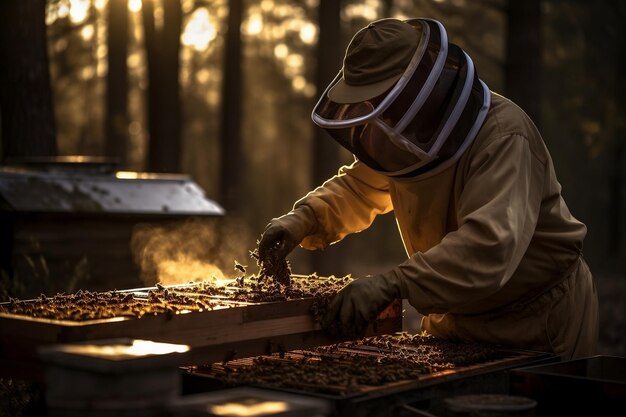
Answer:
294;92;599;360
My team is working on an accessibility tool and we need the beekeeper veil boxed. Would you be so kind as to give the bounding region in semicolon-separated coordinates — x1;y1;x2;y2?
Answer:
312;18;491;177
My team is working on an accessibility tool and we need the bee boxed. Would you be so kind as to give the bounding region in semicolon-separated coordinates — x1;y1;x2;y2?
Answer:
234;260;247;274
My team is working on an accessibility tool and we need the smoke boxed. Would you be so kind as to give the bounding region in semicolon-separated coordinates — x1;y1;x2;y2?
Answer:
130;217;259;286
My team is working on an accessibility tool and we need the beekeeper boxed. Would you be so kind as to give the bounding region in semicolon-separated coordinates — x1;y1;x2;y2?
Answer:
258;18;598;360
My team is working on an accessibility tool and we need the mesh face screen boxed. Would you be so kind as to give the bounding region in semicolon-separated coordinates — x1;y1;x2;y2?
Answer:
313;19;490;178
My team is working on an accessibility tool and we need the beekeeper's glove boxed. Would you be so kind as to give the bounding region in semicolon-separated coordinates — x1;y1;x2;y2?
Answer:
321;273;403;338
258;206;317;263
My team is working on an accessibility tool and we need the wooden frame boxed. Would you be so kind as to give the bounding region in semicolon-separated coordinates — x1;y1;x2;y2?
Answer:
0;277;402;381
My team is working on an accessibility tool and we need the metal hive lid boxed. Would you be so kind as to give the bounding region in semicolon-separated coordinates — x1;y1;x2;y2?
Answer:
0;156;225;216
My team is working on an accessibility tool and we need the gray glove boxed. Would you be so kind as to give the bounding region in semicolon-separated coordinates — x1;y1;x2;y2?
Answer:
321;273;402;338
258;206;317;264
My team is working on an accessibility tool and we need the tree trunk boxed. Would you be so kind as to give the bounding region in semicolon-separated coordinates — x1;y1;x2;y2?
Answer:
219;0;243;212
105;0;129;167
313;0;342;188
0;0;57;160
609;142;623;257
311;0;343;275
608;5;626;260
143;0;182;173
381;0;394;17
505;0;542;127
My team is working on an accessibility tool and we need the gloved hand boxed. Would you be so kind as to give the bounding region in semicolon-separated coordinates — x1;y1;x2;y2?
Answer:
321;273;403;339
258;206;318;264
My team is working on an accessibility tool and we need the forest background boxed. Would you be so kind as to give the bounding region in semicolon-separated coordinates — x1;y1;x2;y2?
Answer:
0;0;624;358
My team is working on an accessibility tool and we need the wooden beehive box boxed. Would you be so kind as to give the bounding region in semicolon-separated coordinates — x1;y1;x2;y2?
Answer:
0;159;225;298
0;276;402;381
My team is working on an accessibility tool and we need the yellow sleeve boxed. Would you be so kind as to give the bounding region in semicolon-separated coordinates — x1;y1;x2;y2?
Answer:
397;134;546;314
296;159;393;250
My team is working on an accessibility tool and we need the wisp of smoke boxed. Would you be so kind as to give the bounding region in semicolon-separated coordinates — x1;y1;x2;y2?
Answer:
130;217;257;286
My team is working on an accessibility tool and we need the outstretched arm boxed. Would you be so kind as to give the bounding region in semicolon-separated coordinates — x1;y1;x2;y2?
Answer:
295;158;393;250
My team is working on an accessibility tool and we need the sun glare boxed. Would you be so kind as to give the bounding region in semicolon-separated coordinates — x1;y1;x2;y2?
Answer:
274;43;288;60
344;1;379;21
69;0;90;24
245;13;264;36
128;0;142;13
58;3;70;19
299;22;317;44
260;0;274;12
80;25;94;41
180;7;217;51
61;340;190;359
209;401;290;417
181;7;216;51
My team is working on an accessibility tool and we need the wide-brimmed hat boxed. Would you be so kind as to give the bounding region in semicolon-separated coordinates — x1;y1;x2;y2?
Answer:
328;18;420;104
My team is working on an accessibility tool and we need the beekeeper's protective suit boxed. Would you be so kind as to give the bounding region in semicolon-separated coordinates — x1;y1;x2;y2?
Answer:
258;18;598;360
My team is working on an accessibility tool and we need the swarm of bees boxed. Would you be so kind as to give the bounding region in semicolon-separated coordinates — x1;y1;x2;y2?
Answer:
249;247;292;287
0;287;225;321
0;271;353;322
0;238;353;322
